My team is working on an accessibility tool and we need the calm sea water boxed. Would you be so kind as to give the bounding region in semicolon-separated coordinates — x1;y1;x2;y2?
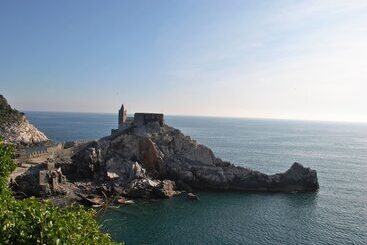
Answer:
26;111;367;245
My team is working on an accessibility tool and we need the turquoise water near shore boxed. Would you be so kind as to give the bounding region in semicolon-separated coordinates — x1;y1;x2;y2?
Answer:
27;112;367;244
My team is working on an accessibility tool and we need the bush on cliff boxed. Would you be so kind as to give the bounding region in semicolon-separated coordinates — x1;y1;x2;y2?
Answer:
0;95;23;128
0;138;119;244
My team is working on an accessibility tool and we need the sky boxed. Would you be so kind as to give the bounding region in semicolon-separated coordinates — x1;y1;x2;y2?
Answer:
1;0;367;122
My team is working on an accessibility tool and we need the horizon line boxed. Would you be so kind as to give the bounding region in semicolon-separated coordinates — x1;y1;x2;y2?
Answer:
23;109;367;125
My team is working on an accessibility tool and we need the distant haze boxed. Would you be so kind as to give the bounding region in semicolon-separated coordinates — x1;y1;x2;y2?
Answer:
1;0;366;123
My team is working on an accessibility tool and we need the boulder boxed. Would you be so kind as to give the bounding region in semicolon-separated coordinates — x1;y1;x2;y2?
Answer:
153;180;178;198
187;193;199;201
127;178;178;198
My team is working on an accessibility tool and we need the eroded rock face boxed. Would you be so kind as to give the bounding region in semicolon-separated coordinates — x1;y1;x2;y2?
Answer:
0;95;48;145
1;119;49;145
70;122;319;194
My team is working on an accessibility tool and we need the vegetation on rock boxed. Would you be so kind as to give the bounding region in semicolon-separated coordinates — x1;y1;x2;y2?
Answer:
0;138;119;244
0;95;23;128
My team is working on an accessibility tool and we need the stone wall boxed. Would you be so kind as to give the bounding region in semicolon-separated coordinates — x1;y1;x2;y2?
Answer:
133;113;164;126
22;143;63;158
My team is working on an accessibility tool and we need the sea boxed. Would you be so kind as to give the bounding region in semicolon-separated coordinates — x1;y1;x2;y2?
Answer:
26;111;367;245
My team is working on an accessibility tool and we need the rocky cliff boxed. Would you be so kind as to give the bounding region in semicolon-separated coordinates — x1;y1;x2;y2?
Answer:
0;95;48;145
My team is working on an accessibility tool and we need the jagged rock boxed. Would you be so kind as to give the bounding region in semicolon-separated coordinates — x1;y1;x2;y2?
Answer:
105;158;146;186
126;178;158;198
153;180;178;198
187;193;199;201
0;95;48;145
126;178;178;198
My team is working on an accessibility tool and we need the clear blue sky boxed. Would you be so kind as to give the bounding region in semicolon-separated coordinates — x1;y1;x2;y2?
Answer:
1;0;366;122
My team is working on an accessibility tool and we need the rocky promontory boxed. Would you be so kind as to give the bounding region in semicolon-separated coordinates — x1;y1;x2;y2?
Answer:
12;105;319;207
0;95;48;145
71;121;319;193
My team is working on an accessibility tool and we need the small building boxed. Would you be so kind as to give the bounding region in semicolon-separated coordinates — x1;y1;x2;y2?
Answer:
118;104;127;128
111;104;164;135
115;104;132;132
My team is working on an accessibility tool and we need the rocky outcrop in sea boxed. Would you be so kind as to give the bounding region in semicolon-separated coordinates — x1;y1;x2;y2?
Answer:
12;106;319;207
71;122;319;193
0;95;48;145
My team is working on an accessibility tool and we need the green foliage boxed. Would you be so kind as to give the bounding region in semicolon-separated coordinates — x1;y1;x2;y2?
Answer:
0;197;116;244
0;138;120;244
0;140;15;193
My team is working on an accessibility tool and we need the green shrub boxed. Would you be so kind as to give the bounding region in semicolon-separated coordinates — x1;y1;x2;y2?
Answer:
0;141;15;194
0;139;120;244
